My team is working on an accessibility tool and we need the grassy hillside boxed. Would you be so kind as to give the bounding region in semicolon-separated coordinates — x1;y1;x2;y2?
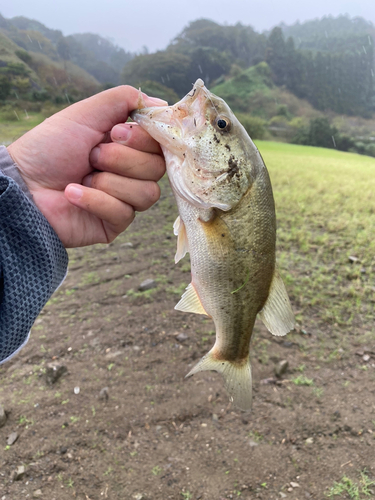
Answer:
212;62;319;119
210;62;375;155
258;141;375;329
0;26;100;105
0;13;133;86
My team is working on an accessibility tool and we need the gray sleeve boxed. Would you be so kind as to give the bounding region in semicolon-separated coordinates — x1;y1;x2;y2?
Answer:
0;145;34;202
0;146;69;364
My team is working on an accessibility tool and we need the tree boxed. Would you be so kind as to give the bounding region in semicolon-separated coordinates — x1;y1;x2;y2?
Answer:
293;117;338;148
122;51;192;96
0;75;11;100
266;27;287;85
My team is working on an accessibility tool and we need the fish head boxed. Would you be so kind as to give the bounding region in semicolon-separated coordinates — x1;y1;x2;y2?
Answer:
131;79;256;211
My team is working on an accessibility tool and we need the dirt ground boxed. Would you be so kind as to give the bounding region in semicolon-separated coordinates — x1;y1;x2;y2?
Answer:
1;178;374;500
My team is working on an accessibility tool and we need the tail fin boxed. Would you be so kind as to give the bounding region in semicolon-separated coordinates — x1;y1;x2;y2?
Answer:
186;350;252;411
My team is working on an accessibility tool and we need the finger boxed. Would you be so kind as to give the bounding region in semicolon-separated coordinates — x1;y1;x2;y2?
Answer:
83;172;161;211
65;184;135;241
89;142;165;181
60;86;168;134
111;122;162;155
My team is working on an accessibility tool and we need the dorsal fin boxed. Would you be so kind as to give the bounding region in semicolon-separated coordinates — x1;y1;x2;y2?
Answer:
173;216;189;263
175;283;209;316
258;270;295;336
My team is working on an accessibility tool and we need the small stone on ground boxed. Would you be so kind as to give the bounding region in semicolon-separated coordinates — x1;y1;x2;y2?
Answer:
0;403;6;428
7;431;19;446
176;332;188;342
138;279;156;291
99;387;109;401
275;360;289;377
45;364;67;385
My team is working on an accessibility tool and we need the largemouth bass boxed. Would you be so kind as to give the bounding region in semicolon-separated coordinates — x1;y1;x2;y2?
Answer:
131;79;294;411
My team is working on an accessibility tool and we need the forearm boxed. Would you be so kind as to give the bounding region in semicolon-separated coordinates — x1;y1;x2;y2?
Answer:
0;146;68;364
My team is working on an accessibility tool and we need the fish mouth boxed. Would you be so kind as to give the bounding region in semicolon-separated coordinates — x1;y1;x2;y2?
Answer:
130;79;208;157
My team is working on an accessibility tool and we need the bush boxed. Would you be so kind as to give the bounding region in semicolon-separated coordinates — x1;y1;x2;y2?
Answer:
292;117;337;149
15;50;33;65
31;90;51;102
0;75;11;100
334;134;355;152
237;113;266;139
276;104;291;119
364;143;375;157
0;104;21;121
268;115;289;126
291;117;375;158
135;80;179;104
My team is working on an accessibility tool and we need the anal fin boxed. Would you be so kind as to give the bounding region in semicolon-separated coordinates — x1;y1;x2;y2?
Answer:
173;216;189;263
175;283;209;316
258;270;295;336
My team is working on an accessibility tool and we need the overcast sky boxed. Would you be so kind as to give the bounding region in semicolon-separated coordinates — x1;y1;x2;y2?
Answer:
2;0;375;53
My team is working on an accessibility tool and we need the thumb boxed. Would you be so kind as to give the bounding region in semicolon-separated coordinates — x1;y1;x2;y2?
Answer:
60;85;167;134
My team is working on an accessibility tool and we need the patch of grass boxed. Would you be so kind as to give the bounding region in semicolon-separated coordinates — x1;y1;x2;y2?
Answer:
103;466;113;476
151;465;162;476
326;469;375;499
166;282;188;296
313;387;324;398
0;109;46;145
81;271;100;286
18;415;34;426
181;492;193;500
127;287;158;300
248;430;263;442
66;477;74;488
258;141;375;337
291;375;314;386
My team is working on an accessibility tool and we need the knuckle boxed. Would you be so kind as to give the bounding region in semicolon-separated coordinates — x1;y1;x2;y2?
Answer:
144;181;160;205
136;182;160;211
153;156;166;179
91;172;111;191
112;206;134;232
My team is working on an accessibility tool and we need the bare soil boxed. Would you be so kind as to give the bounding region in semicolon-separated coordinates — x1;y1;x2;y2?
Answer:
1;179;375;500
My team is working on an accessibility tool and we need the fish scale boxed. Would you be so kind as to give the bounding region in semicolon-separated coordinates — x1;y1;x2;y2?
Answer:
131;79;295;411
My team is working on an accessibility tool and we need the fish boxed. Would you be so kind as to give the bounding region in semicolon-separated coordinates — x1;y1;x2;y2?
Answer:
131;79;294;411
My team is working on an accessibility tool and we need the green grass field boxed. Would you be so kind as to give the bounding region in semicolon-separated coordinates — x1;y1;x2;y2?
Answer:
257;140;375;335
0;111;45;145
0;105;65;145
1;114;373;337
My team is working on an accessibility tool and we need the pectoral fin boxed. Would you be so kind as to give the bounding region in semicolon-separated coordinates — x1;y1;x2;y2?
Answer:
175;283;209;316
258;270;295;336
173;216;189;263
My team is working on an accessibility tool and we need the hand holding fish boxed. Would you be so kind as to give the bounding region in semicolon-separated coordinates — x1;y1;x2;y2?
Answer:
7;86;167;247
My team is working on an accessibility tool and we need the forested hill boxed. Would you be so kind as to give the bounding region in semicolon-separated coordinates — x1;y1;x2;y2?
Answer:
280;15;375;50
123;16;375;118
0;12;134;103
0;13;374;121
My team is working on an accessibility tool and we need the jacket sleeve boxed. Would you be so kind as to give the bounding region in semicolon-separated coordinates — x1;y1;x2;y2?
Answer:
0;146;68;364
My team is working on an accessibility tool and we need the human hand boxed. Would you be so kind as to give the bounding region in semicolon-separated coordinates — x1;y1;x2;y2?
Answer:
7;86;166;247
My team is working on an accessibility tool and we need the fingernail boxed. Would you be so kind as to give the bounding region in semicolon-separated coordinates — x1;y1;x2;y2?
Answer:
145;96;168;106
111;124;131;142
90;146;100;164
82;174;93;187
67;185;83;201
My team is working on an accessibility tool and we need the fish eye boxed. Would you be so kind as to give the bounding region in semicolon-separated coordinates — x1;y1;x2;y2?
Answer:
215;116;231;132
